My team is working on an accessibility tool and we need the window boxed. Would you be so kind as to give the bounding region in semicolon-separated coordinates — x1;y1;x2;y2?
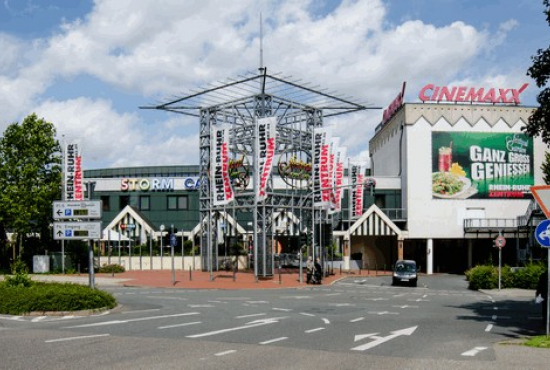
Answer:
139;196;150;211
167;195;188;210
101;196;110;212
119;195;130;210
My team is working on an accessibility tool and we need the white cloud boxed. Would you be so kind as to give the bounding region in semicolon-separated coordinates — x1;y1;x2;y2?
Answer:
0;0;526;169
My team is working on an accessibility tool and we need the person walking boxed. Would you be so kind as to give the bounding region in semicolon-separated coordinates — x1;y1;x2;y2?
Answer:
314;258;322;284
306;256;314;284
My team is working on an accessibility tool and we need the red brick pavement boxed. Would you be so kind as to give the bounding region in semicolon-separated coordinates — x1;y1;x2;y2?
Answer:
96;268;391;290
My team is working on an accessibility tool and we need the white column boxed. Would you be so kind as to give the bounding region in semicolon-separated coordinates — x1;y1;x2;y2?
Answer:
426;238;433;275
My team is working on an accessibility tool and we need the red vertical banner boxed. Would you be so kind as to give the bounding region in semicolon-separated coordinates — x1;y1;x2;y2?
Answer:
255;117;277;203
64;142;83;200
350;163;364;218
211;126;234;206
313;127;332;208
330;145;346;214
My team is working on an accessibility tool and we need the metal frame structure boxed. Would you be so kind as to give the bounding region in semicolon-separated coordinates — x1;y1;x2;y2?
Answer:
142;67;377;279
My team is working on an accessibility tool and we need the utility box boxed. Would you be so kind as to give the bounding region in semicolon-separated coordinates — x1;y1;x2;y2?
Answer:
33;255;50;273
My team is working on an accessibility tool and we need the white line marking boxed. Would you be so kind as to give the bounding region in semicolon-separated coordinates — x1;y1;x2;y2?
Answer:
158;321;202;329
300;312;315;317
305;327;325;333
325;293;341;296
146;296;187;301
485;324;493;332
350;317;364;322
236;313;266;319
322;318;330;324
187;317;285;338
31;316;46;322
260;337;288;345
122;309;161;314
45;334;110;343
461;346;487;356
272;308;292;312
215;350;236;356
64;312;200;328
188;304;214;308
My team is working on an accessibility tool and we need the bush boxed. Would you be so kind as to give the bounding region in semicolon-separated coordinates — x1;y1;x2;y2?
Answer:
96;264;125;274
466;262;546;290
0;282;116;315
4;259;32;288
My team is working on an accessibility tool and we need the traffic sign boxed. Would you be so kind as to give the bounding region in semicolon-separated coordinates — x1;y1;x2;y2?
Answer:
170;233;177;247
535;219;550;248
494;235;506;248
530;185;550;219
53;221;102;240
53;201;102;220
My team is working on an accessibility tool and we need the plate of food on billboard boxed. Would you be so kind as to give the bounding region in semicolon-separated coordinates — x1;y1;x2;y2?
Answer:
431;132;534;199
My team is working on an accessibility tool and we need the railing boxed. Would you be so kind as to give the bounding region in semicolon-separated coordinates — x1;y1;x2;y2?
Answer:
464;218;518;230
380;208;407;221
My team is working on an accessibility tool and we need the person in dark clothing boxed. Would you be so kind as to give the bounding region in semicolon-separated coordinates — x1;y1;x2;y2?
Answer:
306;257;314;284
536;268;548;327
313;258;322;284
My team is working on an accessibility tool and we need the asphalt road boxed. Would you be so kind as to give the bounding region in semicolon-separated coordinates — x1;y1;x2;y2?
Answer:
0;274;546;370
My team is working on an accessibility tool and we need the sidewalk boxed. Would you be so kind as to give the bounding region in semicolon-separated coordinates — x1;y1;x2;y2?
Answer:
26;268;391;289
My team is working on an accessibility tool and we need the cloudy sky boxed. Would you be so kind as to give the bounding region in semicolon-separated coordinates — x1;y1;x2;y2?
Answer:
0;0;548;169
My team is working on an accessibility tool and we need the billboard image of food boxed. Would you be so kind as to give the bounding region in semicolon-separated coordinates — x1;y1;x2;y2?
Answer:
431;132;534;199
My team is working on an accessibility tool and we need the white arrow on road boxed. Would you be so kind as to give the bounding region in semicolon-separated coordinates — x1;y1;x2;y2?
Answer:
351;326;418;351
186;317;286;338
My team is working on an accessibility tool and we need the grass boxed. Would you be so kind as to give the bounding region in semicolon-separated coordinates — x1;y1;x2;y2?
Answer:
524;335;550;348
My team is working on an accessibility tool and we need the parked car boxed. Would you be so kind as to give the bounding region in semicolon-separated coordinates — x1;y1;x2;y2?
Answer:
392;260;418;287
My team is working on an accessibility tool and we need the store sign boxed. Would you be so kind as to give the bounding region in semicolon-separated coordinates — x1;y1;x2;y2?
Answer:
255;117;276;203
419;83;528;104
382;82;406;125
211;126;234;205
121;178;175;191
183;177;201;190
431;132;534;199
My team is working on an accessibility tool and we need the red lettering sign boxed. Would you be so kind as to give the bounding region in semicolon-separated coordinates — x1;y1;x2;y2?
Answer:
419;83;528;104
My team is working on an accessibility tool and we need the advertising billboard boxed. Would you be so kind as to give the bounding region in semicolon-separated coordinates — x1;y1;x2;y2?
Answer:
431;132;534;199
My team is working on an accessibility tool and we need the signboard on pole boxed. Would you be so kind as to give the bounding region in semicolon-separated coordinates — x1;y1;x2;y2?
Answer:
53;200;102;220
531;185;550;219
535;219;550;248
54;221;102;240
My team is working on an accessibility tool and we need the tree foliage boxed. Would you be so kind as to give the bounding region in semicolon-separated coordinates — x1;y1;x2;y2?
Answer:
543;151;550;184
0;114;62;258
525;0;550;144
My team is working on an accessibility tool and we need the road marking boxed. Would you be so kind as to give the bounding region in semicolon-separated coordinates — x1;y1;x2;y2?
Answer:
187;317;285;338
350;317;364;323
351;326;418;351
325;293;341;296
367;311;399;316
215;350;236;356
300;312;315;317
246;301;268;304
272;308;292;312
365;298;388;301
461;346;487;356
31;316;46;322
260;337;288;345
392;305;418;309
64;312;200;328
158;321;202;329
236;313;266;319
305;327;325;333
188;304;214;308
322;318;330;324
146;296;187;301
45;334;110;343
122;309;161;314
485;324;493;332
355;333;379;342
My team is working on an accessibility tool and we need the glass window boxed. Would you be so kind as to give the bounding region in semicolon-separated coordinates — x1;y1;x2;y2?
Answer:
140;196;150;211
119;195;130;210
167;195;188;210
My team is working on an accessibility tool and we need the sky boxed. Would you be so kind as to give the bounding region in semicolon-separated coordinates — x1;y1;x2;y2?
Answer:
0;0;548;170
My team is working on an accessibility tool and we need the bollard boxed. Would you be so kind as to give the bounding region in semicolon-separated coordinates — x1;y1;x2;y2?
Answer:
189;266;192;281
111;265;114;277
340;265;342;275
359;267;362;276
233;266;236;282
78;263;80;275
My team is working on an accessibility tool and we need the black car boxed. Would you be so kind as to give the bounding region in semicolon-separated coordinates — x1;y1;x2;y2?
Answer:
392;260;418;287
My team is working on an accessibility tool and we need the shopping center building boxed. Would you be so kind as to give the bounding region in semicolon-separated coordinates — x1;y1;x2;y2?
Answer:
82;82;547;275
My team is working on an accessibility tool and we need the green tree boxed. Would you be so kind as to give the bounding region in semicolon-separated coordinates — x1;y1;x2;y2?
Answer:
525;0;550;144
0;114;62;265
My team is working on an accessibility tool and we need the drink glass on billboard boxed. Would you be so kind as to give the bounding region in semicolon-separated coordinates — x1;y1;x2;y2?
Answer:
438;146;452;172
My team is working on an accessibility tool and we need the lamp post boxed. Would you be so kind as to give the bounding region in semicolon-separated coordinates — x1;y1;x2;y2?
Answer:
170;224;175;285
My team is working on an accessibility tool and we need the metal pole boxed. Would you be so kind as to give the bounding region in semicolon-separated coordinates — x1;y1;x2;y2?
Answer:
299;247;303;283
546;250;549;337
171;225;175;285
88;240;95;289
498;247;502;291
149;232;153;270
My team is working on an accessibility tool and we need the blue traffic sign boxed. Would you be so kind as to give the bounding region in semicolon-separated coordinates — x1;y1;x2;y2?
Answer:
170;234;177;247
535;219;550;248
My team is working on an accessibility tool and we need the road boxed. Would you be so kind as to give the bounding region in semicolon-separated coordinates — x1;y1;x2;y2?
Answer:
0;274;545;370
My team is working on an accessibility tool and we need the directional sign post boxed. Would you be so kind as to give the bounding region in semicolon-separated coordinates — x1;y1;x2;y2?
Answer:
53;200;102;220
53;222;102;240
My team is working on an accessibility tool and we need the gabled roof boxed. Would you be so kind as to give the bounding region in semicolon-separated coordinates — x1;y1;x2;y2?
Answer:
348;204;402;237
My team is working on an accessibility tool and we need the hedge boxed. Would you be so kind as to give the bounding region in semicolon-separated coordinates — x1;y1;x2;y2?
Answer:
0;281;116;315
465;261;545;290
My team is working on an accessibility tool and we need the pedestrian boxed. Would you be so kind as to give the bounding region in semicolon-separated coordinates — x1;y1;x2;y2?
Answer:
314;258;322;284
536;267;548;328
306;256;314;284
